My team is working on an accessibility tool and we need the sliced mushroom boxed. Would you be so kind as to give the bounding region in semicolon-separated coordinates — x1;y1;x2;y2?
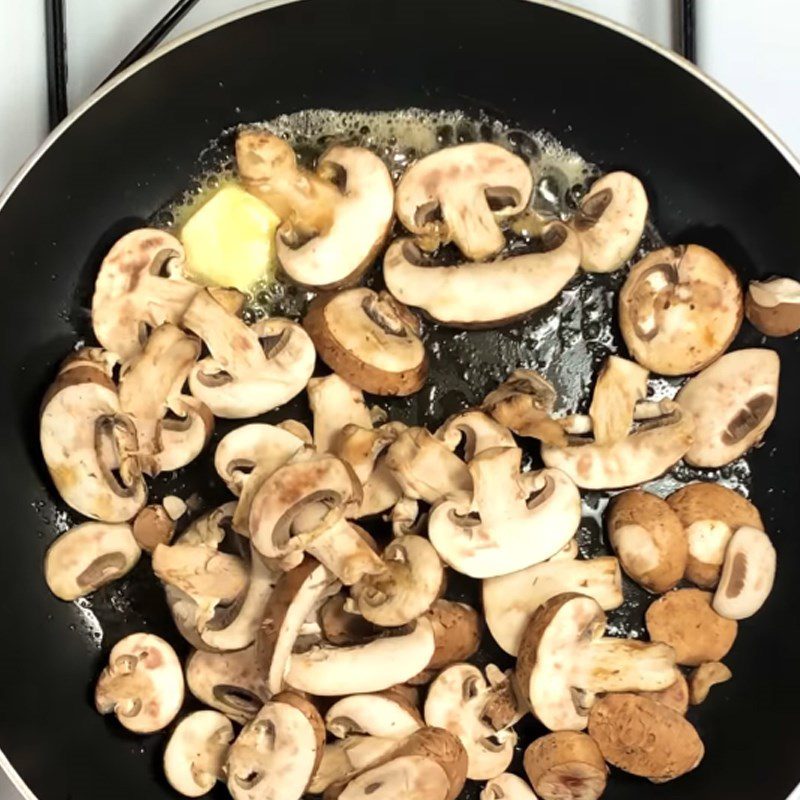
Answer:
278;419;313;444
713;525;776;619
133;504;176;551
425;600;482;670
304;288;428;395
285;617;436;695
429;447;580;578
237;133;394;288
436;410;516;458
689;661;732;705
516;593;677;731
482;369;567;446
745;276;800;336
388;496;423;537
256;557;340;694
675;348;780;467
308;374;373;454
482;773;538;800
666;482;763;588
91;229;200;359
44;521;140;601
326;691;424;740
385;427;472;504
424;664;517;780
541;399;694;489
645;588;737;666
483;556;623;656
587;355;648;445
640;669;690;715
606;490;687;593
572;171;648;273
40;363;147;521
214;423;307;496
183;289;315;418
523;731;607;800
95;633;184;733
588;693;703;782
309;736;400;795
384;223;580;327
186;646;269;724
225;692;324;800
395;143;533;260
320;594;382;646
164;710;234;797
619;244;743;375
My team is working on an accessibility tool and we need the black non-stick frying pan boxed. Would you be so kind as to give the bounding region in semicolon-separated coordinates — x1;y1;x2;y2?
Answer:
1;1;798;798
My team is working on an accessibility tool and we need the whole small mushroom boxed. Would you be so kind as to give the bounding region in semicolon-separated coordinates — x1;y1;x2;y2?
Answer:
639;668;690;715
523;731;607;800
745;276;800;336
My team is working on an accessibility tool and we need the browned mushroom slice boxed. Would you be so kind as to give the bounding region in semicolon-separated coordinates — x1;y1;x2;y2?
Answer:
304;288;428;396
745;276;800;336
91;229;200;359
572;171;648;273
523;731;607;800
183;289;315;419
424;600;482;670
676;348;779;467
395;143;533;260
95;633;184;733
619;244;743;375
45;521;141;601
383;223;580;327
133;504;176;552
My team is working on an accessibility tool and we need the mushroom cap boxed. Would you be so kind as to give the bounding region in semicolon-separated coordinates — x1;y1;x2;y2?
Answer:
424;599;482;670
325;691;423;740
276;145;394;288
304;288;428;396
573;171;648;273
436;410;516;459
429;448;580;578
91;228;200;359
133;504;176;552
163;710;234;797
424;664;516;780
675;348;780;467
640;668;690;715
185;646;269;725
619;244;743;375
745;276;800;336
307;373;374;454
395;142;533;261
44;521;140;601
183;289;315;419
383;223;580;327
645;588;737;666
483;556;623;656
666;482;763;588
713;525;776;620
95;633;184;733
482;773;538;800
587;693;704;781
523;731;607;800
606;490;688;593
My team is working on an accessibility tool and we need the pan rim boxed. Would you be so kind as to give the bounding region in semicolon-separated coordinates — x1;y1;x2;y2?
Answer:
1;1;798;799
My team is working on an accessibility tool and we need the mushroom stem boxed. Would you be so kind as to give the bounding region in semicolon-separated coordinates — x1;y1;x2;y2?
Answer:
580;638;677;694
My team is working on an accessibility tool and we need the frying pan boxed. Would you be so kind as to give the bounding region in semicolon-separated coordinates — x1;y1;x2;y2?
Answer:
1;1;798;798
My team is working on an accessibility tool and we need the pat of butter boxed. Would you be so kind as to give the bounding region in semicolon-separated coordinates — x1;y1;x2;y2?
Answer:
180;183;280;292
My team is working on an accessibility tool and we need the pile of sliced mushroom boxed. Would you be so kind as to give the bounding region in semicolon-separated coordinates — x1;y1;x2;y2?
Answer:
40;130;785;800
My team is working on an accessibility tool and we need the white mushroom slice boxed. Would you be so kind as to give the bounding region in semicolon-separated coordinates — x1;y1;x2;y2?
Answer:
44;522;140;601
436;411;516;459
389;496;422;537
95;633;184;733
309;736;400;794
516;594;676;731
256;557;340;694
483;557;623;656
619;244;743;375
541;400;694;489
183;289;315;418
384;223;580;327
384;427;472;504
429;447;580;578
351;535;443;626
424;664;516;780
163;495;187;520
285;617;435;695
394;143;533;260
676;348;779;467
745;276;800;336
40;365;147;521
164;710;234;797
304;288;428;395
713;526;776;620
482;773;538;800
357;460;405;518
308;373;373;454
226;693;324;800
186;646;269;725
214;423;306;496
277;419;313;444
572;171;648;273
333;422;406;484
326;691;423;739
91;229;200;359
587;356;648;445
